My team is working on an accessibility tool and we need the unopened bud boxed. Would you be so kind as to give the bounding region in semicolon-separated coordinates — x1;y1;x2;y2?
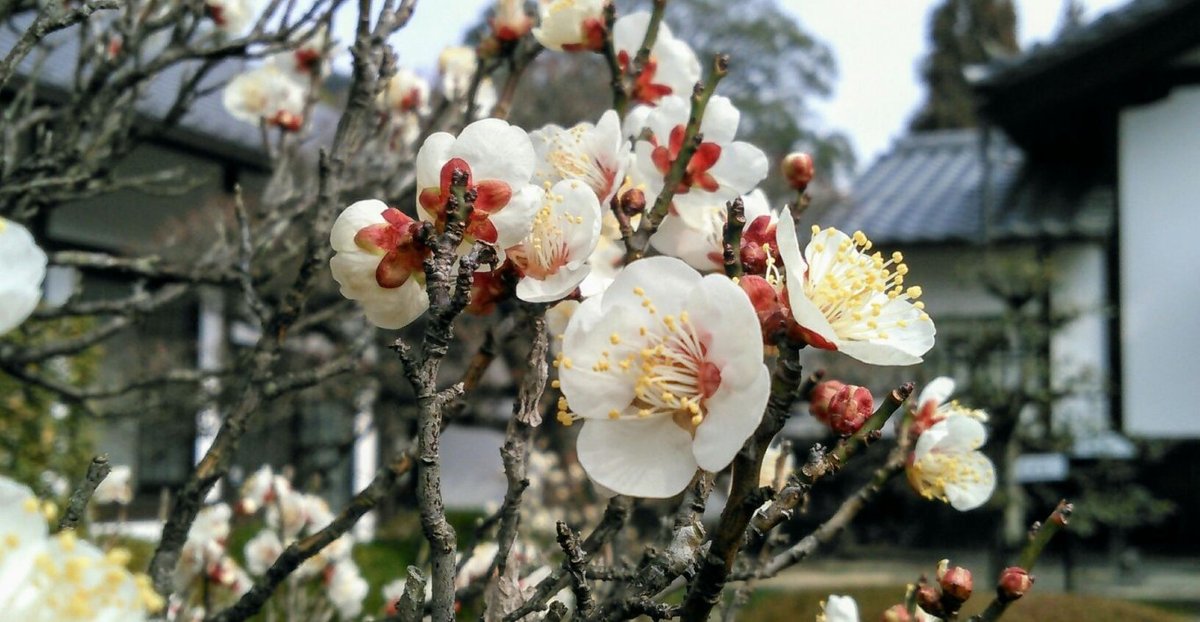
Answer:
809;380;846;423
914;584;942;617
997;566;1034;602
491;0;533;42
619;188;646;216
781;152;815;191
939;566;973;607
826;384;874;435
880;605;912;622
738;275;787;345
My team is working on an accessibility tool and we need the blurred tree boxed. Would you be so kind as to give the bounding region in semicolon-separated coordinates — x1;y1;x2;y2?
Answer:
909;0;1020;131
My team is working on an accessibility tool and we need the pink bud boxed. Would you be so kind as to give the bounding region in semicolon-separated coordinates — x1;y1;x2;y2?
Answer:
997;566;1034;602
619;188;647;216
915;583;943;617
738;275;787;345
826;384;875;435
809;380;846;423
939;566;974;606
880;605;912;622
781;152;815;191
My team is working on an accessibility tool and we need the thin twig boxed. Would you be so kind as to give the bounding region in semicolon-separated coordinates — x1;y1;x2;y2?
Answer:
57;455;111;531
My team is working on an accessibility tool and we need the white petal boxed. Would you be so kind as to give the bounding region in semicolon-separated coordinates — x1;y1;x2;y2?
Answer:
824;595;861;622
450;118;535;188
688;274;764;384
559;299;638;418
775;211;806;276
945;451;996;511
649;212;722;272
917;377;956;410
698;95;740;145
577;416;698;498
0;218;47;336
692;364;769;472
358;279;430;329
836;339;924;366
600;255;701;324
330;199;388;252
517;266;589;303
415;132;455;190
491;184;543;250
708;141;768;196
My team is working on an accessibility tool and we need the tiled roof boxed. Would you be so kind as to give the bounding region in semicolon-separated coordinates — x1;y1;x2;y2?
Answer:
806;130;1114;246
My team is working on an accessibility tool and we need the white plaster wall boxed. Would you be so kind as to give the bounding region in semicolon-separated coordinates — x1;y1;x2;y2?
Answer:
1049;243;1110;436
1119;85;1200;437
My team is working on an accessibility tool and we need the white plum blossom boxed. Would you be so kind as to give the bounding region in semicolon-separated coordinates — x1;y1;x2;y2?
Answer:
557;256;770;498
532;0;607;52
629;95;767;214
237;464;291;514
223;64;306;131
0;476;162;620
0;217;47;336
818;594;860;622
492;0;533;41
378;67;432;117
438;46;477;101
507;180;603;303
907;415;997;512
777;216;935;365
416;118;541;250
93;464;133;505
651;188;774;272
276;25;333;80
329;199;431;330
531;110;630;205
613;11;702;106
206;0;260;36
325;560;369;619
243;529;283;576
912;376;988;434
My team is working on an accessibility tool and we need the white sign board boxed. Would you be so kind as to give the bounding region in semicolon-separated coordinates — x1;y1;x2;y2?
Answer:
1013;453;1069;484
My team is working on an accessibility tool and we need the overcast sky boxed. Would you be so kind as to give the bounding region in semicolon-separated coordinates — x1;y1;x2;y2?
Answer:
340;0;1131;170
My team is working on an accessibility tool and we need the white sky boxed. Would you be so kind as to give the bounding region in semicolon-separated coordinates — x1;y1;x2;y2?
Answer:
341;0;1131;170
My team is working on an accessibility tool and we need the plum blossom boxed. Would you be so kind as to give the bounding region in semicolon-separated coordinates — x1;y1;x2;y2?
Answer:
330;199;431;330
531;110;629;205
378;67;432;117
629;95;768;214
243;529;283;576
237;465;291;514
532;0;607;52
492;0;533;41
777;216;935;365
223;64;306;131
911;376;988;436
507;180;602;302
93;464;133;505
613;11;702;106
818;595;860;622
557;256;770;498
206;0;260;36
416;118;540;249
651;189;775;272
438;46;477;101
0;217;47;336
326;560;369;619
907;415;996;512
0;476;163;620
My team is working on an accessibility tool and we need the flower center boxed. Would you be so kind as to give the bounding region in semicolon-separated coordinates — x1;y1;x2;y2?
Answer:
803;226;925;340
508;190;580;279
544;127;617;200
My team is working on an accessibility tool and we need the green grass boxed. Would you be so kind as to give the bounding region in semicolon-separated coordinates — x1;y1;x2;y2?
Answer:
743;586;1193;622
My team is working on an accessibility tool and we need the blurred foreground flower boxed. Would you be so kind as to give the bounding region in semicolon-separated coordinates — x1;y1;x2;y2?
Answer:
0;476;162;620
0;217;47;336
818;594;859;622
557;256;769;497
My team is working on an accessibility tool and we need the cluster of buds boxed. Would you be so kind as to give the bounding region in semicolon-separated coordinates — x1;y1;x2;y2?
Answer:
810;379;874;435
915;560;974;618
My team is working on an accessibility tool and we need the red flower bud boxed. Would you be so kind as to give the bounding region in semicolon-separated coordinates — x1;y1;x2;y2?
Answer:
827;384;874;435
619;188;646;216
915;583;943;617
939;566;974;606
809;380;846;423
738;275;787;345
880;605;912;622
997;566;1034;602
781;152;815;191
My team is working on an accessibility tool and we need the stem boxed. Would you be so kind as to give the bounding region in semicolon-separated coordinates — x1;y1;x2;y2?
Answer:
600;2;628;117
971;500;1074;622
58;455;111;531
628;54;729;259
722;197;745;278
